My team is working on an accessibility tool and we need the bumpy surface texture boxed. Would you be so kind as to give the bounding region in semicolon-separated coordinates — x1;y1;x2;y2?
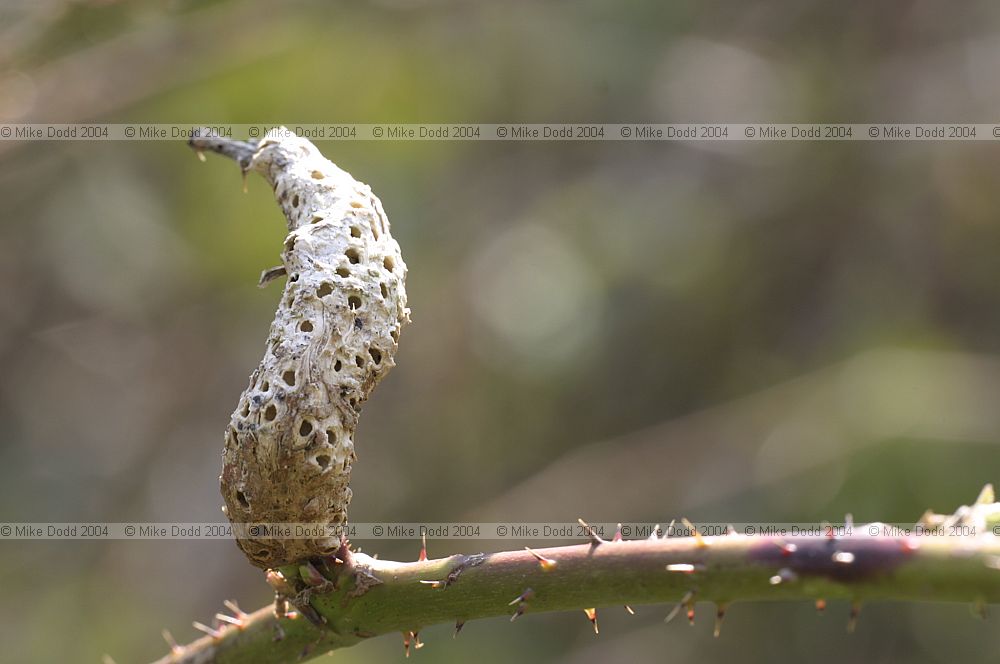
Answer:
220;130;409;568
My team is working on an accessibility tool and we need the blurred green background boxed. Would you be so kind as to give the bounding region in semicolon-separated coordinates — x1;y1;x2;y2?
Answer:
4;0;1000;662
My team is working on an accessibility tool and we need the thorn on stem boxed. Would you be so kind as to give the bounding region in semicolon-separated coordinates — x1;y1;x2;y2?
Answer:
454;620;465;638
613;523;623;542
584;608;599;634
847;601;861;633
577;518;605;547
624;605;635;615
418;533;428;562
648;525;661;540
975;484;995;505
665;590;695;624
223;600;247;620
525;546;558;571
192;621;224;640
215;613;243;628
509;588;535;621
714;604;727;637
161;629;182;655
823;521;837;540
681;518;707;548
666;563;704;574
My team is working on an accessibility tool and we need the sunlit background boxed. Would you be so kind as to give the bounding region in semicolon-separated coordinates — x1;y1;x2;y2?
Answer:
3;0;1000;662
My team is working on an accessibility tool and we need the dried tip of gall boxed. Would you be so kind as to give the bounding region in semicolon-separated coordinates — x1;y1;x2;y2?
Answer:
402;631;412;658
815;598;827;613
577;518;605;546
418;533;428;562
847;601;862;633
525;546;558;571
714;604;727;638
584;608;599;634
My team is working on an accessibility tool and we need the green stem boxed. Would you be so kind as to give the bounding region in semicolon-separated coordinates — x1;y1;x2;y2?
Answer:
151;531;1000;664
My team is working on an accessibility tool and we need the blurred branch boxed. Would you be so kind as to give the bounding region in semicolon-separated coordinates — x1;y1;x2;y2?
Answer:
151;491;1000;663
0;0;296;154
472;348;1000;523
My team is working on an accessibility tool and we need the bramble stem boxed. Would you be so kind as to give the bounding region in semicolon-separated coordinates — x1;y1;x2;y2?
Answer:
152;528;1000;664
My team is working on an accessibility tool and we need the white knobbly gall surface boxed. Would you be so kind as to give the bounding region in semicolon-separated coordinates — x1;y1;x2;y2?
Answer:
220;129;409;568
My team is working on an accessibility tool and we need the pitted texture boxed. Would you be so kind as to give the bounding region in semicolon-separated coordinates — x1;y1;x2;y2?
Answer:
220;129;409;568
